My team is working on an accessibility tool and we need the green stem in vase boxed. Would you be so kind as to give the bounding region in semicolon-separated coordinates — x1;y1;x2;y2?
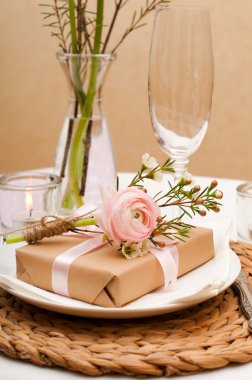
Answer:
68;0;85;106
68;0;78;54
62;0;104;210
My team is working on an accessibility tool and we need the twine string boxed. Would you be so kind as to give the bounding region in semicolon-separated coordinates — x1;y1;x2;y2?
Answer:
23;215;77;244
0;210;96;244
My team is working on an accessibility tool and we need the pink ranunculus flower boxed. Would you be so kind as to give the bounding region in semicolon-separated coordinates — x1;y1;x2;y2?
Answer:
94;187;160;247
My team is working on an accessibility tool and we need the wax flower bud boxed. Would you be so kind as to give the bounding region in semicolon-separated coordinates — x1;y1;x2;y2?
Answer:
140;187;147;193
193;185;201;193
157;241;165;248
214;190;223;199
160;226;168;232
198;209;206;216
185;177;192;185
196;198;204;205
210;180;218;189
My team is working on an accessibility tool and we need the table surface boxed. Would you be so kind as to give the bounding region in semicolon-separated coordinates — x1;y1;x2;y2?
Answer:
0;173;252;380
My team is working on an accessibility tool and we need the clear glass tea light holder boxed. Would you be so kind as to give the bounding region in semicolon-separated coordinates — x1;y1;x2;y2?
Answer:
0;172;62;232
237;182;252;241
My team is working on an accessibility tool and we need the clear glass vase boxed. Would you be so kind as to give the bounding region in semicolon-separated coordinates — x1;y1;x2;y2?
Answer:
54;53;116;215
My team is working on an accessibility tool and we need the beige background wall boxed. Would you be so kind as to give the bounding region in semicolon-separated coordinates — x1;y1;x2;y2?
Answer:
0;0;251;180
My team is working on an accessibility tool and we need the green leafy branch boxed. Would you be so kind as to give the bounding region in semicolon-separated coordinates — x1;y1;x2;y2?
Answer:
40;0;70;52
127;155;223;246
129;157;175;187
148;213;194;246
110;0;170;53
156;178;223;217
39;0;170;55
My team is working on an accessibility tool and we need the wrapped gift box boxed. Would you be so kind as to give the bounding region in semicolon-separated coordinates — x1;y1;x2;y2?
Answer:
16;227;214;307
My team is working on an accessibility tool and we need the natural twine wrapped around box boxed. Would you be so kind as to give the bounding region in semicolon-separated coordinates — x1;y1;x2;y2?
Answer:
0;241;251;377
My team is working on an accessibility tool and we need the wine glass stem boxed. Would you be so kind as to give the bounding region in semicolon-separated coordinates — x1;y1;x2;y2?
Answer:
171;156;189;219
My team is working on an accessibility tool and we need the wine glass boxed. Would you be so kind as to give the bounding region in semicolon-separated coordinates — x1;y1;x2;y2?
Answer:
148;5;213;183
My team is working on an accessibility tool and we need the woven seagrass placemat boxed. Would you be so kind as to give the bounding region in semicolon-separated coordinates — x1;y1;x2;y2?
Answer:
0;241;251;377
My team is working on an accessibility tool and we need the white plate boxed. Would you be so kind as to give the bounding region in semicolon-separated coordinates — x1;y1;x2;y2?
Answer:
0;249;240;319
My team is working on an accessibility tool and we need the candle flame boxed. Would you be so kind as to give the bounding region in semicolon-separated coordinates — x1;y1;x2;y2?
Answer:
25;192;33;210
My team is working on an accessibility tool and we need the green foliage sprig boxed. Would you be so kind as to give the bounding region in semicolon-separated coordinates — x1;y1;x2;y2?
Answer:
126;154;223;247
39;0;170;54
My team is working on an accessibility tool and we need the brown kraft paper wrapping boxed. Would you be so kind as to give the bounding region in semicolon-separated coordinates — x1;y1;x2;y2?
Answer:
16;227;214;308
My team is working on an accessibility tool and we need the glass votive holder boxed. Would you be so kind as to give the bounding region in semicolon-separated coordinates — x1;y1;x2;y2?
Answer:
237;182;252;241
0;172;61;232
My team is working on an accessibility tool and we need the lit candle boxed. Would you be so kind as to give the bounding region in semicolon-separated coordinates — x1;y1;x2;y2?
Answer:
12;192;47;227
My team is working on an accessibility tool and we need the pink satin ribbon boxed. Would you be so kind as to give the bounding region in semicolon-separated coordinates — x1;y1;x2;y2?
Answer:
51;205;179;297
52;235;105;297
151;244;179;289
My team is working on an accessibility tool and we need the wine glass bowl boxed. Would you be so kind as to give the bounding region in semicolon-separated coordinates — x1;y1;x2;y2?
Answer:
149;5;214;180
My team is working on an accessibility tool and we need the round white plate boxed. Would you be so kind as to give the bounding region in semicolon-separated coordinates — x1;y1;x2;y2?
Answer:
0;251;240;319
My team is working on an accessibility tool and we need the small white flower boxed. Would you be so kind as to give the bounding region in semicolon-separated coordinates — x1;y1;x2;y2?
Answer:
153;171;163;183
142;153;159;170
121;240;149;259
141;153;162;182
142;169;163;183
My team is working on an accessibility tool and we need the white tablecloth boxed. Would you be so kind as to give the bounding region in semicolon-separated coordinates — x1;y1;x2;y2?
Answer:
1;173;252;380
